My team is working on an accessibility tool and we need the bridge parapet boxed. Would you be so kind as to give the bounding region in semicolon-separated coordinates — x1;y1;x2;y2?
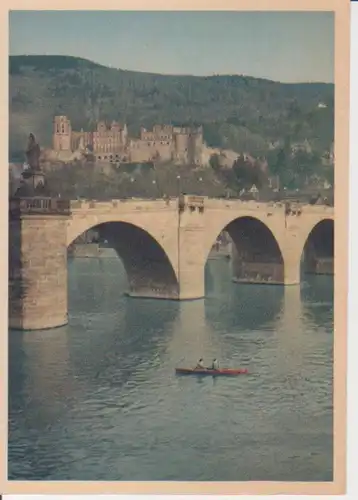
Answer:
70;197;177;213
179;194;205;213
204;198;334;217
297;204;334;216
283;202;334;218
205;198;286;213
9;197;71;218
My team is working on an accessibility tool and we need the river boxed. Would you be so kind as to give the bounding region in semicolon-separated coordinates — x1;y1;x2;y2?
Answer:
8;257;333;481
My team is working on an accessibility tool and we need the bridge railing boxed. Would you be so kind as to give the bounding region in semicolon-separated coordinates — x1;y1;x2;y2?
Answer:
69;197;178;211
9;195;334;217
205;197;334;215
9;197;71;217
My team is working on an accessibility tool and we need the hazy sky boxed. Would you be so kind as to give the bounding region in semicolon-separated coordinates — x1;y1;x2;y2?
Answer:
9;10;334;83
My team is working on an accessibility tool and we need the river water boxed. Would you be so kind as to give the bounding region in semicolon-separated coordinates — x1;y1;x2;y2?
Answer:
8;257;333;481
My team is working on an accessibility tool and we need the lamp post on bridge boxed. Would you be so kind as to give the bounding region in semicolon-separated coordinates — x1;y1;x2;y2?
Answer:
128;176;135;199
176;175;181;197
197;176;203;196
176;174;182;200
176;174;184;212
152;179;157;199
153;173;165;199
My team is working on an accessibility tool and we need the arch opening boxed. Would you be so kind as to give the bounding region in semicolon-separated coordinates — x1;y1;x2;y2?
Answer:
67;221;179;300
205;216;284;289
301;219;334;276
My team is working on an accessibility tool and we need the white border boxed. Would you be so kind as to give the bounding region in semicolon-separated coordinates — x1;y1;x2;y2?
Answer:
3;5;357;500
347;2;358;498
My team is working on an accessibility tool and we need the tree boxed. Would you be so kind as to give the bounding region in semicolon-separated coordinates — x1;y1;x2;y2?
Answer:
267;147;288;177
232;155;268;190
291;149;322;187
209;153;221;171
325;165;334;186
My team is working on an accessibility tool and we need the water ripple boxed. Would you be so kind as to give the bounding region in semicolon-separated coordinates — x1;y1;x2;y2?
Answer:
8;260;333;482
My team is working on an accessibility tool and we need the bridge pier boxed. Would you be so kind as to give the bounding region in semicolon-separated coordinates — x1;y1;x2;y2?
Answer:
9;198;70;330
177;196;206;299
8;195;334;331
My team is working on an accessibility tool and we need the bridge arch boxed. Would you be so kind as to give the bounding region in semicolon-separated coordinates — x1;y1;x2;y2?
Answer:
204;215;285;285
301;218;334;275
67;215;179;299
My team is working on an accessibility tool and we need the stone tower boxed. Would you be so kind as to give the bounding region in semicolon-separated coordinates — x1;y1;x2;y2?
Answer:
189;127;204;165
174;129;190;164
121;124;128;146
53;115;72;151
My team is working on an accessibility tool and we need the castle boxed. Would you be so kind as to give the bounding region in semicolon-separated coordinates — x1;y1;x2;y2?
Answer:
52;115;204;165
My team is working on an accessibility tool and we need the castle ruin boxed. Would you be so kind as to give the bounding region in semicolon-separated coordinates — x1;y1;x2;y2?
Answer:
52;115;204;165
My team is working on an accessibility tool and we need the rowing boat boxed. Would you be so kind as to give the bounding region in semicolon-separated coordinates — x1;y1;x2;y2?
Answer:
175;367;248;376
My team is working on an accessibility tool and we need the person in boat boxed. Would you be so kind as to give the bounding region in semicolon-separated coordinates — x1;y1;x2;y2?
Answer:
196;358;205;369
211;358;219;370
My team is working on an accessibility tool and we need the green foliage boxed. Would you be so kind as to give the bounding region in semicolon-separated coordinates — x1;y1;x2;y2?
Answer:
266;145;329;189
44;161;227;200
209;153;221;171
9;55;334;161
324;165;334;186
232;156;268;190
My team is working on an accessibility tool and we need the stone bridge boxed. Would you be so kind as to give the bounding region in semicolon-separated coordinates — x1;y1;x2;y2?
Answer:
9;195;334;330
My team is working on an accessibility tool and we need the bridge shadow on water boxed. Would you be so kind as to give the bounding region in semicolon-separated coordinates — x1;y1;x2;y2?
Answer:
300;274;334;331
9;257;180;442
204;260;285;369
204;259;333;364
205;259;284;333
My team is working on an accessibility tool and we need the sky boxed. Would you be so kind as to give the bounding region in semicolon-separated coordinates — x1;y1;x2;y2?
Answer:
9;10;334;83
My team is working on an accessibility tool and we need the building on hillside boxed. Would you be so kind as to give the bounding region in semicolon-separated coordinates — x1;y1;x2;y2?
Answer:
52;115;204;165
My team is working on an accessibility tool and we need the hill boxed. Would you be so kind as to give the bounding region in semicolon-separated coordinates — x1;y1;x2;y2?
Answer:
9;55;334;161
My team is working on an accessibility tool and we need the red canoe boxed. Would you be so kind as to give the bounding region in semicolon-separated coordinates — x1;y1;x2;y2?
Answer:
175;367;248;376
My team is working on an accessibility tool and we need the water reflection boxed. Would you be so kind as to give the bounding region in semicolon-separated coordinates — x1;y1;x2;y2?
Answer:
301;275;334;330
68;256;127;315
205;261;284;333
67;265;179;390
8;326;76;480
166;300;220;366
8;258;333;482
9;327;73;422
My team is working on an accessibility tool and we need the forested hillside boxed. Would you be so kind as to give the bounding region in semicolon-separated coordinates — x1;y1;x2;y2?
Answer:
9;55;334;161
